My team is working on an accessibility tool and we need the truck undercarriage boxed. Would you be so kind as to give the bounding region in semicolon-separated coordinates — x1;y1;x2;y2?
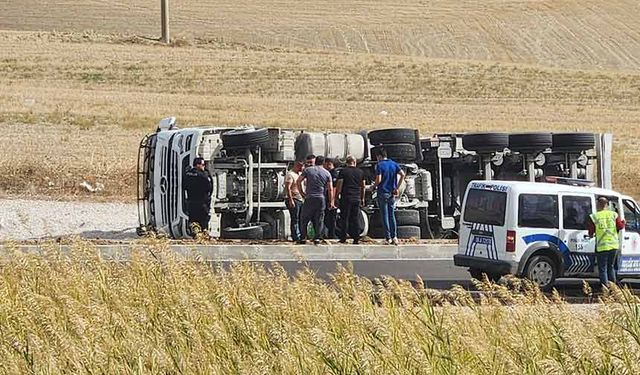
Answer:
137;117;612;240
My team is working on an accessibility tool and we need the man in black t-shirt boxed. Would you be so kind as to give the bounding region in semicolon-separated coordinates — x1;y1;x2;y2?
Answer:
336;155;365;244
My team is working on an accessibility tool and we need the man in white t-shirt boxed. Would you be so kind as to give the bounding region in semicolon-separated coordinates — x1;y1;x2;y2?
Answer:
284;160;305;241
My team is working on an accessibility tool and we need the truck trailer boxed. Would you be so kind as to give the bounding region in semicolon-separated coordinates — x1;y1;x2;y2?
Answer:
137;117;613;240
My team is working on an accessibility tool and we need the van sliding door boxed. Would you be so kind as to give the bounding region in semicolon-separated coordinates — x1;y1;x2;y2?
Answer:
559;194;595;275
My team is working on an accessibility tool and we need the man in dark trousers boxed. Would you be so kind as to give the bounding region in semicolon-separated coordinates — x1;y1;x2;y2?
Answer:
183;157;213;238
323;158;339;239
372;147;405;245
336;155;365;244
297;155;335;245
284;160;305;242
588;197;625;286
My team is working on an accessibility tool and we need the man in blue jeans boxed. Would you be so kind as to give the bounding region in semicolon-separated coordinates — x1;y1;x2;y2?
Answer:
284;160;305;241
588;197;625;286
373;148;405;245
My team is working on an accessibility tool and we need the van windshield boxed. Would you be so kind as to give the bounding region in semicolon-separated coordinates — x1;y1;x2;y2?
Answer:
463;189;507;226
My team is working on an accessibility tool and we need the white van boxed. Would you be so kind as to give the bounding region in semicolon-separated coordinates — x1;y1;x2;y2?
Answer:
454;178;640;290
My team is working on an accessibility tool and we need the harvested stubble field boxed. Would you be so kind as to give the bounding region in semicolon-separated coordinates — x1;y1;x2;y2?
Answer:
0;240;639;373
0;0;639;201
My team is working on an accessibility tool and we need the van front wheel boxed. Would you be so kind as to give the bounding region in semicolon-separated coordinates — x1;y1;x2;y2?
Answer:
524;255;557;291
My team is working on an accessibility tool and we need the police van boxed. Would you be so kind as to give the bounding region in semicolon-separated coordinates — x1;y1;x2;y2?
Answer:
453;178;640;290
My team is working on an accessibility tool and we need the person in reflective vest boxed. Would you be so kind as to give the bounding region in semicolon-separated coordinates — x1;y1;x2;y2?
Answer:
588;197;625;286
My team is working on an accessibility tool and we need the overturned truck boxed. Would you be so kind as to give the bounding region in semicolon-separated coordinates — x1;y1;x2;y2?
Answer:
137;117;613;240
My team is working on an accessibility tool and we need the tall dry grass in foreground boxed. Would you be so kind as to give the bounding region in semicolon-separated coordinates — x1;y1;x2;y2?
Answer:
1;240;640;374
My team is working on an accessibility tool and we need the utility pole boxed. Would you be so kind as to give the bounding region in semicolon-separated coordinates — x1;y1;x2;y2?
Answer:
160;0;170;44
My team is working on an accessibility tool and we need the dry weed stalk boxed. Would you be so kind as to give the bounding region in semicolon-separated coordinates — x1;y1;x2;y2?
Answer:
0;239;639;373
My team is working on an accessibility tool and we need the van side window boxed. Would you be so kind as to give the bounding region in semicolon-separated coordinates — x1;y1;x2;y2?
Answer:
518;194;559;228
623;200;640;233
599;196;619;213
562;196;592;230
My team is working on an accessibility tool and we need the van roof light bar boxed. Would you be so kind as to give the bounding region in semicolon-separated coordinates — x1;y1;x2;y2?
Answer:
545;176;595;187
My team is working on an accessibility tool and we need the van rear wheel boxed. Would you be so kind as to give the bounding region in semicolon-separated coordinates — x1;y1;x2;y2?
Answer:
524;255;557;291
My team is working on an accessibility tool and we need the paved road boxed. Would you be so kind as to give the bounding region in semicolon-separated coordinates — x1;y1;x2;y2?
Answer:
245;259;466;287
215;258;640;297
5;243;640;298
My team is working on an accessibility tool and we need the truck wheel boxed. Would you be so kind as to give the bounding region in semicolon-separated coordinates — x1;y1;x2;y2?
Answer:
294;133;313;162
252;212;277;239
336;209;369;238
368;128;416;145
396;225;421;239
524;255;557;291
508;133;552;153
222;128;270;149
462;133;509;153
369;226;421;239
551;133;596;151
368;226;385;238
371;143;416;162
221;225;264;240
394;209;420;226
370;209;420;228
252;222;273;239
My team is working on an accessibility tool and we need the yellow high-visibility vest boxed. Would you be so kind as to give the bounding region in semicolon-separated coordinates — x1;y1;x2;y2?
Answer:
590;210;619;252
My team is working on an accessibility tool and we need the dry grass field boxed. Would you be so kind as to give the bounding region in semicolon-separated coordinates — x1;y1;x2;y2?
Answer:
1;240;640;373
0;1;639;200
2;0;640;70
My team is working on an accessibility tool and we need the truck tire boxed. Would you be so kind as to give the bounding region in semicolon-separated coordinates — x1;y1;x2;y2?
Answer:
371;143;416;162
251;212;277;239
552;133;596;151
368;129;416;145
359;209;369;237
336;209;369;238
368;226;385;238
222;128;270;149
221;225;264;240
524;254;557;291
462;133;509;153
370;209;420;229
369;225;421;239
508;133;552;153
396;225;421;239
253;222;273;240
395;209;421;226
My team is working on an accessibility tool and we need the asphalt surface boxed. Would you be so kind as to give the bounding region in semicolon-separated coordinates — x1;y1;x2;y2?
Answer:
216;259;640;299
5;243;640;301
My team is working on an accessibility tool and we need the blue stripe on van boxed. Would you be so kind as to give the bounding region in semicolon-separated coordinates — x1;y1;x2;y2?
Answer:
522;234;572;268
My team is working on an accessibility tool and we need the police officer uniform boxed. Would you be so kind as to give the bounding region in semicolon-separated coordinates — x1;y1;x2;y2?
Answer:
184;159;213;236
590;209;620;285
